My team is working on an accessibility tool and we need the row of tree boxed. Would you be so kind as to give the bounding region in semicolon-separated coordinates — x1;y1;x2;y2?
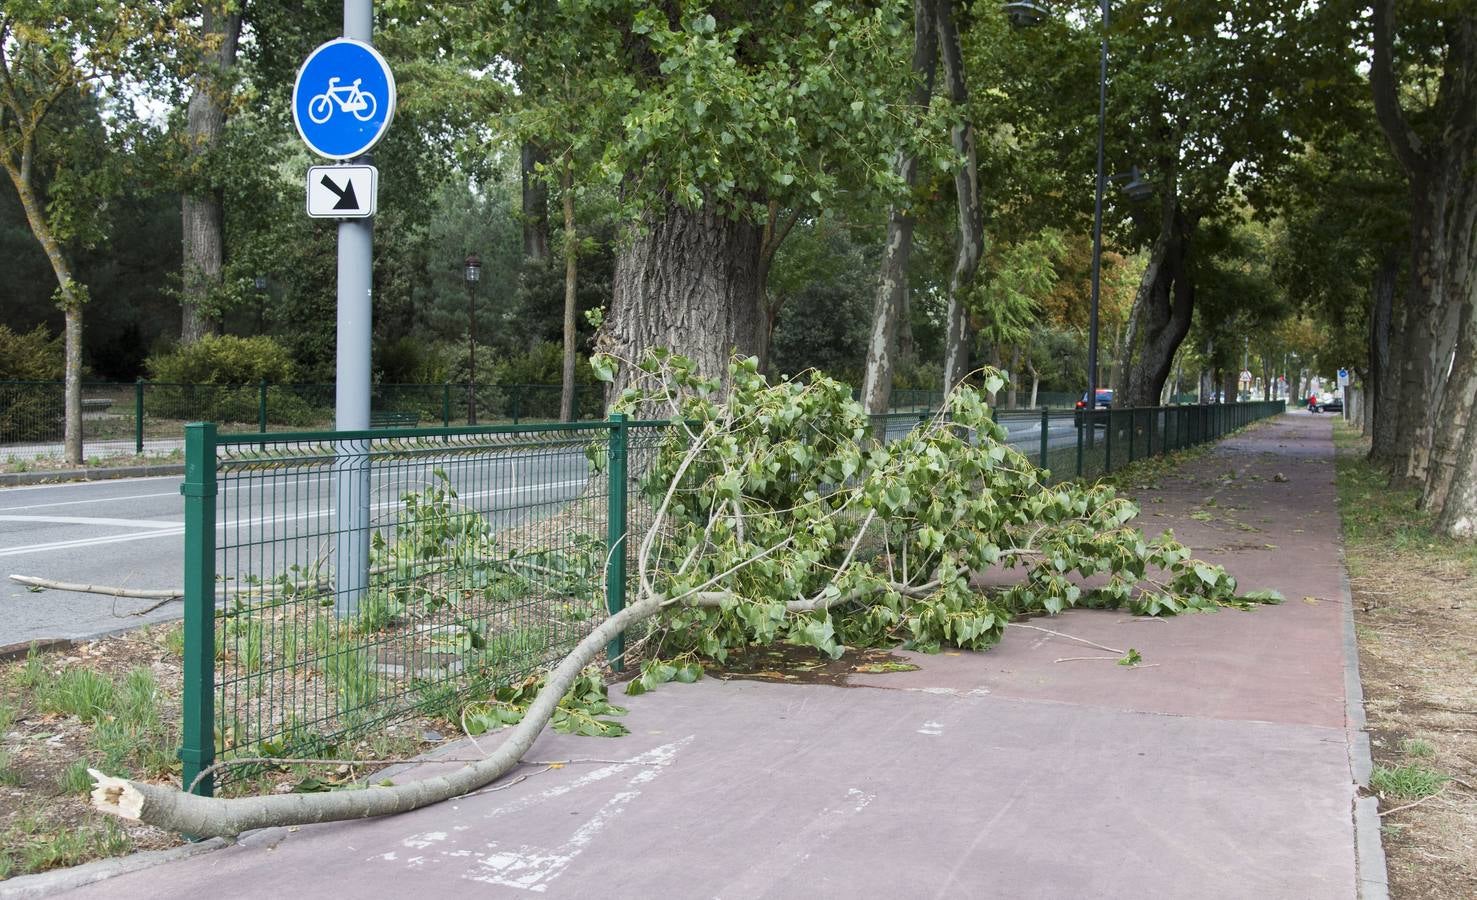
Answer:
2;1;1473;534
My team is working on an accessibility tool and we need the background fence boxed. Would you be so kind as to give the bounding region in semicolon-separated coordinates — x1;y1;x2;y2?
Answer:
177;398;1283;795
0;380;1099;463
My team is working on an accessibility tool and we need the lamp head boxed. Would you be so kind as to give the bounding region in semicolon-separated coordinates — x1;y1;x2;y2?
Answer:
465;253;482;285
1001;1;1051;27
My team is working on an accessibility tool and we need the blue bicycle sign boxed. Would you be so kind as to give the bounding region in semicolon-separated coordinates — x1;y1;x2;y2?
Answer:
307;77;378;125
292;39;395;160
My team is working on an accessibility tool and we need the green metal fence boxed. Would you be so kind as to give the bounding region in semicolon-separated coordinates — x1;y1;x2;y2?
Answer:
177;398;1283;795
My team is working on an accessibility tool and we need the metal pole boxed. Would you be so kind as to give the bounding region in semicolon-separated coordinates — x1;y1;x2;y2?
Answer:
334;0;373;617
179;422;217;798
1086;0;1108;415
605;414;629;671
467;281;477;425
134;377;144;455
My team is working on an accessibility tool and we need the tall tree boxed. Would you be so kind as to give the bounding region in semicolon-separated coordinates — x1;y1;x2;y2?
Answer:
1371;1;1477;535
179;0;244;343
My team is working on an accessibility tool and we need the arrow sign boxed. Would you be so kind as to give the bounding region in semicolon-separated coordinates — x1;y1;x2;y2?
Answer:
306;165;377;218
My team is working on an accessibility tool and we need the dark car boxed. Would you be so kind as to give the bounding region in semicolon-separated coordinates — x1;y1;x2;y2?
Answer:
1074;389;1114;427
1321;396;1343;413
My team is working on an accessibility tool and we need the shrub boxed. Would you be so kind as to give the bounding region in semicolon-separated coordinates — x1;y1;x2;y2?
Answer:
145;336;301;423
0;326;65;441
146;335;297;386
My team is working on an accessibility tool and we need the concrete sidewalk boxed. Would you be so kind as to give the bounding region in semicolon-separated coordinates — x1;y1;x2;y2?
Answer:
32;412;1381;899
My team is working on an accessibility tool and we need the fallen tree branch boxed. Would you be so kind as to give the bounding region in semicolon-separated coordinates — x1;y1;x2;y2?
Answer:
10;575;181;601
92;590;667;837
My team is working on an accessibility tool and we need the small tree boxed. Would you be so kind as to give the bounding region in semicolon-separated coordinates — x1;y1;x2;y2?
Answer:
0;2;174;463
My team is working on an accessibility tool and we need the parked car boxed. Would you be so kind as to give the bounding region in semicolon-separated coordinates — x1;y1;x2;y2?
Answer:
1321;396;1343;413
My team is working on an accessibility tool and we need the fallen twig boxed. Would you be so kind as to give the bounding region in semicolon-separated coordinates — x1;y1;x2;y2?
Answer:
1378;784;1449;817
1007;623;1125;655
11;575;181;601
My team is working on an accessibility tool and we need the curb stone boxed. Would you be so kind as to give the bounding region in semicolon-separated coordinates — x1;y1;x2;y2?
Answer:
0;465;184;488
0;839;230;899
1339;557;1389;899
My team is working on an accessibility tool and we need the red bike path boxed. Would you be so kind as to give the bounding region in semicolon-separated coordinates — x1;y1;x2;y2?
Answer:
27;412;1382;899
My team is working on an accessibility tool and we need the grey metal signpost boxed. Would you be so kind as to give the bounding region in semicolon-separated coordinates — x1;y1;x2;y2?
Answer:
292;1;395;615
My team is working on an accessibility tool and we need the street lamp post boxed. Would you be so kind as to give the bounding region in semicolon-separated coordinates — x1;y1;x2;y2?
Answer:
1086;0;1110;414
465;252;481;425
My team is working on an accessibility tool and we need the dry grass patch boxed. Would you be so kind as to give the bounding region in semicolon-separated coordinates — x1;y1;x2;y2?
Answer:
1335;425;1477;898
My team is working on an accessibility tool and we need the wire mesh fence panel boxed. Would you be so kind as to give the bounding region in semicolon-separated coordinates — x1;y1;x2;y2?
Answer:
205;423;615;787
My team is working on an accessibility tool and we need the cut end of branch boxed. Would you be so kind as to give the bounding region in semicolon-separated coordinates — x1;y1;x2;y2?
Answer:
89;769;145;821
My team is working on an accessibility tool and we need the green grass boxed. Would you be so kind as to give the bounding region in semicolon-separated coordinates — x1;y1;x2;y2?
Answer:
0;750;21;786
1401;737;1436;759
0;700;15;734
40;669;117;723
56;759;95;795
1371;764;1449;801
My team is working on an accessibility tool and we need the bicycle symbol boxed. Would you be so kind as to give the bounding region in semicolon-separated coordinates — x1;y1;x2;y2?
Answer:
307;77;378;125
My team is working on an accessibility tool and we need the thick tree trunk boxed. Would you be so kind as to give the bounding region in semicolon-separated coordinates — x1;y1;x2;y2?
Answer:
1123;196;1195;409
936;0;981;393
522;141;550;262
180;5;242;344
600;201;764;405
1369;251;1401;464
860;0;936;416
559;164;578;422
1420;173;1477;518
1220;370;1237;408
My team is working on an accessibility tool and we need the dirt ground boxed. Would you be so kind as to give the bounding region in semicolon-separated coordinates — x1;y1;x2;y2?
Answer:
1335;427;1477;898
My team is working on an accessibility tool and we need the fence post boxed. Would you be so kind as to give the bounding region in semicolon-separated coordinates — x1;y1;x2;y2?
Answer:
1104;409;1114;473
1075;411;1085;478
258;380;268;434
1039;406;1049;470
442;383;451;428
134;378;145;455
1147;407;1156;458
604;414;629;672
1127;408;1137;464
512;387;521;425
179;422;217;797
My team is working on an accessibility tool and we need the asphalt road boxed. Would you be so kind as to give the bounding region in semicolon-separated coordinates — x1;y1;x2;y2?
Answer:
0;419;1078;648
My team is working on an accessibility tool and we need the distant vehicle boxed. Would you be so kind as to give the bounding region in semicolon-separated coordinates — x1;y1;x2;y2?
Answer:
1322;396;1343;413
1075;389;1114;410
1075;389;1113;428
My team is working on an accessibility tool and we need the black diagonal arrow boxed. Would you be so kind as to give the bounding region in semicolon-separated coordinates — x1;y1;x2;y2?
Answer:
320;173;360;211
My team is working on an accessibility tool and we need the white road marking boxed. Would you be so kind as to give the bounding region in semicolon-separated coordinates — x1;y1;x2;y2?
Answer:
917;720;944;735
0;490;179;512
0;515;180;529
0;477;590;559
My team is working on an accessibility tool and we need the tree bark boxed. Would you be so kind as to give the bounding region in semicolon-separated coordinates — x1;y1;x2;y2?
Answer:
936;0;981;393
522;140;550;262
860;0;936;416
559;161;578;422
1371;1;1476;489
180;4;242;344
3;145;85;464
1005;346;1020;408
1368;251;1401;464
600;201;764;405
1421;175;1477;518
754;202;797;376
1122;190;1195;409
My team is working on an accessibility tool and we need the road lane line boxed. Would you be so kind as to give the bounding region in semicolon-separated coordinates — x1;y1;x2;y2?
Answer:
0;490;180;512
0;477;590;559
0;515;181;529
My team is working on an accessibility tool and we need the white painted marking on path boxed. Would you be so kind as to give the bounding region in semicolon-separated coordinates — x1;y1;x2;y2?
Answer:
372;738;693;892
917;720;944;735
